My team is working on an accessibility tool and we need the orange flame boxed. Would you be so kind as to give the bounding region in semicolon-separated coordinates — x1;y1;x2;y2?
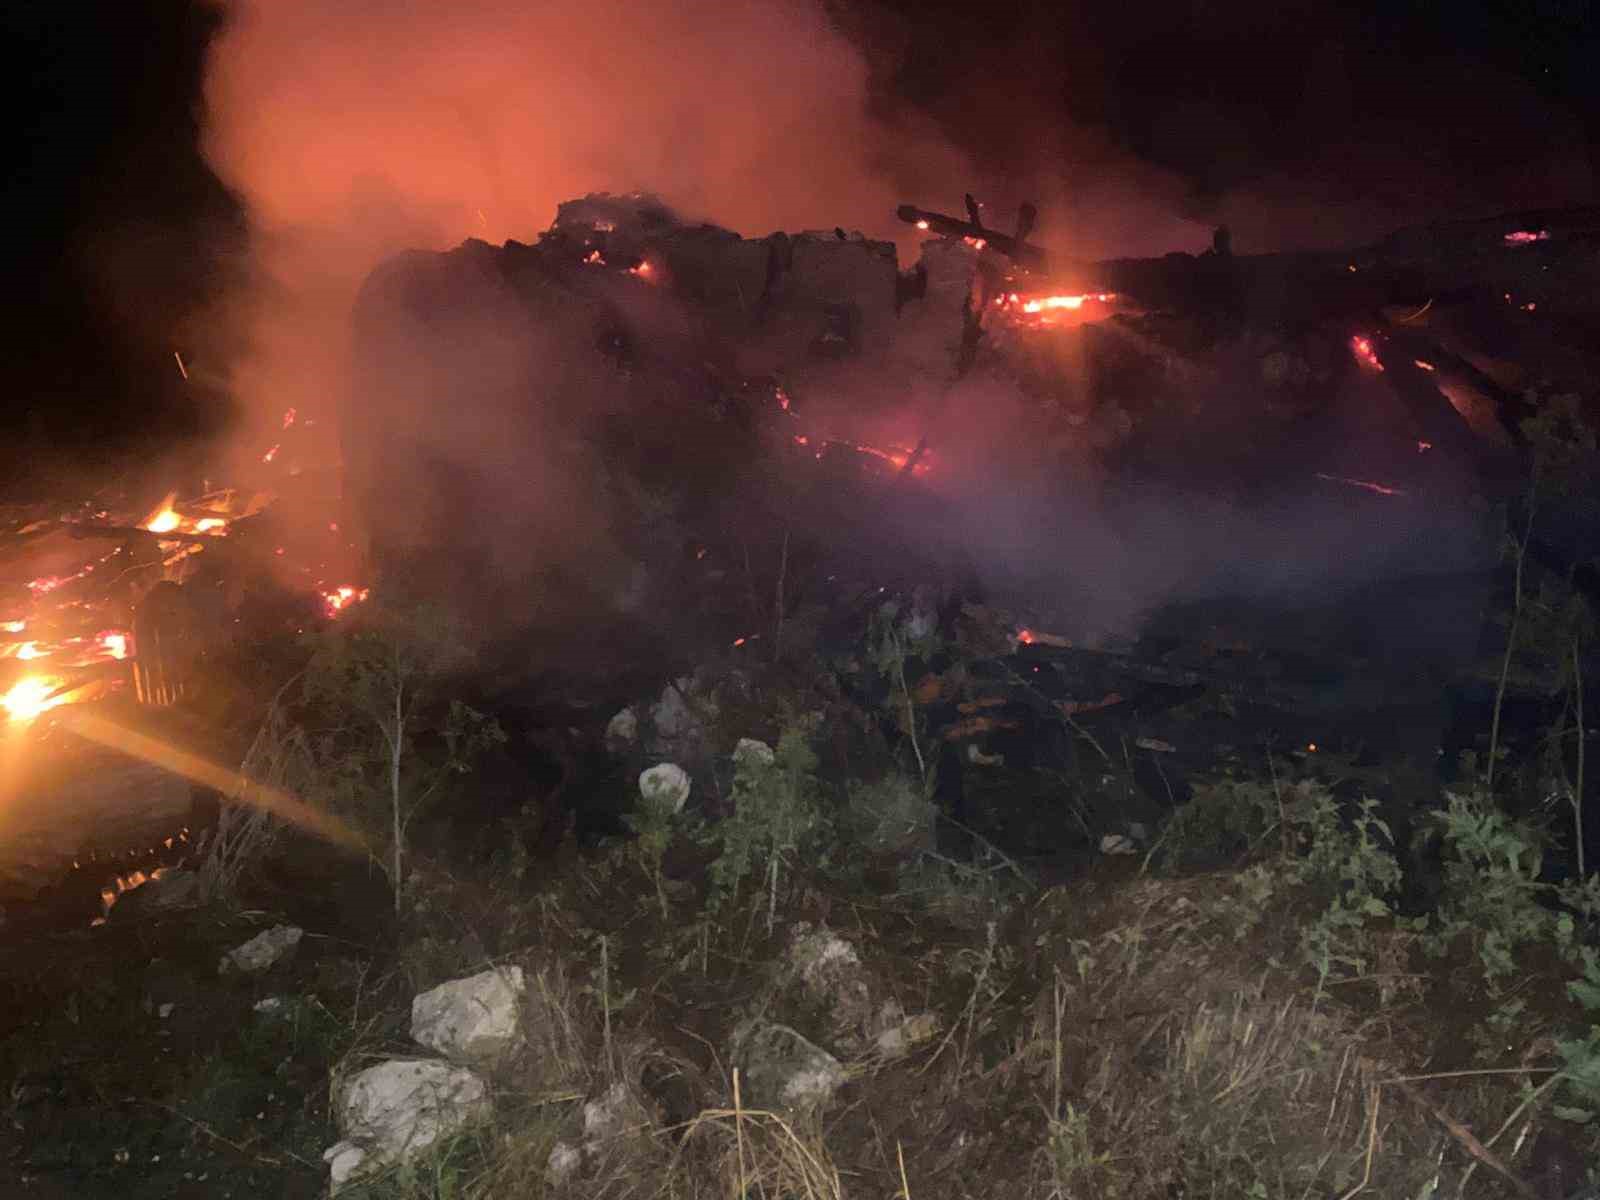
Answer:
2;676;66;723
321;585;371;618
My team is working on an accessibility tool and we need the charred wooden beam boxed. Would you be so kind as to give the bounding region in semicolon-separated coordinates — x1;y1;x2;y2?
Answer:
896;203;1049;271
65;523;221;547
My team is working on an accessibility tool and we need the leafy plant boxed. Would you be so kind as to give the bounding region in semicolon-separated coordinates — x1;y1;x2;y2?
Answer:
1419;790;1552;987
624;776;680;919
867;598;940;786
300;603;504;913
703;728;825;931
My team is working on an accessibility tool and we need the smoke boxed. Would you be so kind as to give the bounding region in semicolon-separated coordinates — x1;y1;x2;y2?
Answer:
201;0;974;460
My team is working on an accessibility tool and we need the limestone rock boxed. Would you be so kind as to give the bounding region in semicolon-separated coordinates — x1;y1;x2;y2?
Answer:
411;966;526;1067
638;763;691;814
732;1020;845;1113
326;1059;491;1194
733;738;775;768
546;1140;582;1187
605;707;639;749
787;925;873;1047
219;924;302;975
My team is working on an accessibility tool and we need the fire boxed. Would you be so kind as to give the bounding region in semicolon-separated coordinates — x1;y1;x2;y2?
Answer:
1021;294;1115;313
193;517;227;533
2;676;65;723
321;585;370;618
583;249;604;265
1503;230;1550;245
145;508;182;534
915;220;930;230
99;631;129;660
1;621;23;634
1350;335;1384;371
630;260;655;279
1000;292;1119;328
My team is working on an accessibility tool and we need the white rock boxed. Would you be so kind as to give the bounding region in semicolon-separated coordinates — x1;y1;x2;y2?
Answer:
581;1081;633;1147
219;924;303;975
605;707;638;747
157;1003;175;1019
1099;834;1137;856
638;763;691;814
411;966;525;1067
733;1021;846;1113
788;926;873;1045
254;997;286;1015
323;1141;368;1193
327;1059;491;1193
733;737;775;768
651;680;699;743
546;1140;582;1186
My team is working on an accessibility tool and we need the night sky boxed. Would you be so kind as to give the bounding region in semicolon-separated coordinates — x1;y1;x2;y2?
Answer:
6;0;1595;482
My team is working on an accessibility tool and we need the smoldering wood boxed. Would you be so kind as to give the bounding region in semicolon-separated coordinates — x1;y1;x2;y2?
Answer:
895;203;1050;270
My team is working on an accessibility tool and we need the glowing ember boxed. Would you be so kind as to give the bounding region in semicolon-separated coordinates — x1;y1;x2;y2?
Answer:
1017;628;1035;645
1413;359;1436;372
262;443;280;464
915;220;930;231
144;508;182;534
283;407;297;428
1503;230;1550;245
193;517;227;534
1417;441;1433;453
99;631;129;660
321;585;370;617
27;575;71;596
776;387;791;412
963;237;988;250
630;260;654;279
1315;472;1405;497
1350;335;1384;371
2;676;65;723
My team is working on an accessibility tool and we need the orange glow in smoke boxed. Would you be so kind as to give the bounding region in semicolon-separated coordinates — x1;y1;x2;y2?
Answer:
1350;335;1384;371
